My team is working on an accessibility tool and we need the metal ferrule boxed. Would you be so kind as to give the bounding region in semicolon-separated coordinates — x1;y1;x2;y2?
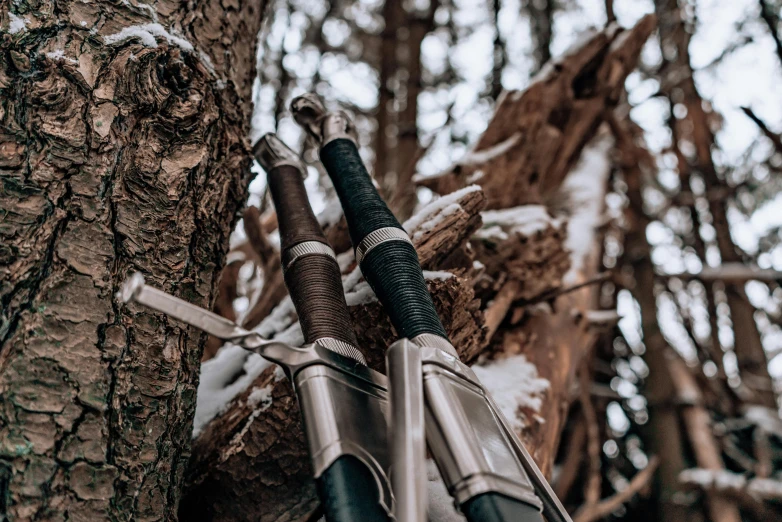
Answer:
386;339;427;522
419;346;544;513
355;227;414;266
281;240;337;271
292;343;393;515
411;332;458;358
290;94;359;147
314;336;367;366
253;133;307;176
321;110;358;147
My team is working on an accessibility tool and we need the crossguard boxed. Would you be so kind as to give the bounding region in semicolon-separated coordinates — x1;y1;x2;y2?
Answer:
120;273;269;351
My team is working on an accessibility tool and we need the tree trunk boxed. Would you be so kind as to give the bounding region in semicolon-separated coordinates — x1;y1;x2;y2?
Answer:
611;116;690;522
0;0;265;518
654;0;777;408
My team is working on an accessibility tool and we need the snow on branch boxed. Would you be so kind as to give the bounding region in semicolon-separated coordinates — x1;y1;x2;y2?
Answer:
679;468;782;502
403;184;483;239
660;263;782;283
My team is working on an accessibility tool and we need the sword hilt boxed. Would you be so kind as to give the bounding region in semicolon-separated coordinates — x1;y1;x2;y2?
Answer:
290;96;450;347
255;134;389;522
254;134;365;365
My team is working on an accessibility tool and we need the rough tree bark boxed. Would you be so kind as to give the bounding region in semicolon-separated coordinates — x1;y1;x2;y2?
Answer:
0;0;265;518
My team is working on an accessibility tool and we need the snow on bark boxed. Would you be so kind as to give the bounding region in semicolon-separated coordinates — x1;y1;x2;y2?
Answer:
8;12;28;33
403;184;483;236
560;136;613;283
471;355;550;431
679;468;782;501
192;302;303;437
103;23;195;50
458;133;522;166
476;205;561;240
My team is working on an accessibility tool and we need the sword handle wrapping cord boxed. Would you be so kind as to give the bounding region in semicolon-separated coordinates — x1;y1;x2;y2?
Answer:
255;134;389;522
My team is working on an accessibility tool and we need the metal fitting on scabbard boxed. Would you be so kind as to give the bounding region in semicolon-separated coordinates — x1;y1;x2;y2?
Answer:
354;227;414;266
290;94;359;147
280;241;337;271
253;133;307;176
419;346;545;513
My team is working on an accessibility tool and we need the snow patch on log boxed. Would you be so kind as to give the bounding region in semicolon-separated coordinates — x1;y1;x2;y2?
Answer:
458;133;521;166
560;137;612;283
427;459;467;521
193;346;271;437
403;184;482;236
424;270;454;280
345;281;376;306
471;355;550;431
477;205;561;240
192;301;302;437
247;384;275;410
104;23;195;51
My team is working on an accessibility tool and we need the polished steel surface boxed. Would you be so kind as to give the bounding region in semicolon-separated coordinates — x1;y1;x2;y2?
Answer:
354;227;414;266
419;347;572;522
420;347;543;511
386;339;427;522
281;240;337;271
411;332;458;358
296;363;393;516
119;273;270;351
121;273;394;515
290;93;327;142
253;133;307;176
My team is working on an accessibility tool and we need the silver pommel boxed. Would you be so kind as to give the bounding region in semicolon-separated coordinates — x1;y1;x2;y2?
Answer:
290;94;358;147
253;133;307;177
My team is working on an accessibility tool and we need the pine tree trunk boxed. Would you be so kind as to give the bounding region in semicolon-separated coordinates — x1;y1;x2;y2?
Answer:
654;0;777;408
0;1;266;518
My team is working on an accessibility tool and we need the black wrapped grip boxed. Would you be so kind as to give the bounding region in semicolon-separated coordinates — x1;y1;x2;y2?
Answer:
316;456;389;522
320;138;449;341
462;492;545;522
320;139;401;246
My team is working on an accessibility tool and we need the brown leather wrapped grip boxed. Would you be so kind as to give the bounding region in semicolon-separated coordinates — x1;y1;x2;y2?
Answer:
284;254;358;347
266;165;359;349
267;165;327;251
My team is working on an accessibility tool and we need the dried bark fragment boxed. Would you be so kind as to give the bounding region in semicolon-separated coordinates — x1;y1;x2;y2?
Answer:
0;0;266;518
